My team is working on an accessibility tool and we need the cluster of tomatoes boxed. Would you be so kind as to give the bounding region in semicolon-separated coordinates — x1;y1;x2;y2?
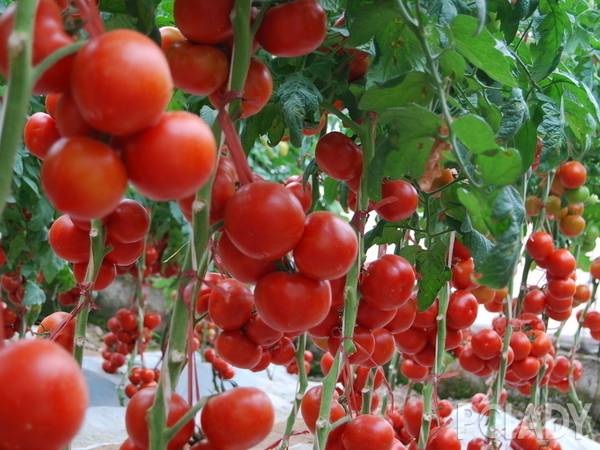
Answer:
470;391;508;416
0;270;25;305
581;310;600;340
509;421;561;450
203;348;235;380
124;366;161;399
101;308;161;374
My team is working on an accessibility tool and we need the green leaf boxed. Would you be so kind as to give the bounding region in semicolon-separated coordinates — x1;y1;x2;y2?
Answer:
451;15;518;87
416;239;451;311
477;147;523;186
514;118;538;171
23;280;46;306
457;187;490;235
125;0;161;42
531;5;569;81
346;0;398;46
536;99;565;171
452;114;498;154
275;76;322;148
359;72;434;111
497;88;528;141
378;105;442;138
439;49;466;80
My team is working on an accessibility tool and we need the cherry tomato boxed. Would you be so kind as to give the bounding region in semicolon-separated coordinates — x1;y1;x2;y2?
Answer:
446;290;478;330
45;93;60;118
471;329;502;360
342;414;395;450
174;0;234;44
428;427;461;450
376;179;419;222
574;284;591;303
525;231;554;261
284;177;313;212
293;211;358;280
105;238;144;266
557;161;587;189
393;327;427;355
583;311;600;331
591;258;600;279
360;255;416;311
216;233;277;283
547;277;576;299
256;0;326;57
215;329;262;369
458;346;485;373
528;330;552;358
309;307;341;338
71;29;173;136
38;311;75;353
545;249;576;278
509;331;532;361
367;328;396;366
523;288;546;314
413;301;438;329
123;111;216;201
41;137;127;220
472;285;496;305
328;325;375;365
315;132;363;181
48;214;90;263
0;340;88;449
23;112;60;159
512;356;540;380
451;258;477;290
208;279;254;330
105;199;150;244
269;336;296;365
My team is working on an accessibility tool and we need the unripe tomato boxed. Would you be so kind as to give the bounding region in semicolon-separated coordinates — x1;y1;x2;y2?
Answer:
545;195;562;217
73;260;117;291
48;215;90;263
360;255;416;311
376;179;419;222
559;214;586;237
123;111;217;201
126;387;193;450
0;340;88;449
55;92;93;137
256;0;326;57
201;387;274;450
71;29;173;136
174;0;234;44
216;233;277;284
315;132;363;181
224;181;305;261
293;211;358;280
557;161;587;189
41;137;127;220
215;330;263;369
525;195;542;216
166;41;228;95
566;186;590;204
23;112;60;159
0;0;74;94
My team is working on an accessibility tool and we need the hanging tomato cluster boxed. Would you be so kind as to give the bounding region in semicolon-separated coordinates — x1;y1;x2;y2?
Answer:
581;310;600;340
125;367;161;399
510;421;561;450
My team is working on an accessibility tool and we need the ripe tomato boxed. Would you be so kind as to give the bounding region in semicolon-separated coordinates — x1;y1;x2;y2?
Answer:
403;397;424;437
401;357;429;382
293;211;358;280
166;41;228;95
174;0;233;44
367;328;396;366
453;239;471;261
512;356;540;380
446;290;478;330
393;327;427;355
591;258;600;279
547;277;576;299
48;214;90;263
452;258;477;290
328;325;375;365
257;0;326;57
385;299;417;333
224;181;305;260
209;58;273;118
357;301;396;329
342;414;395;450
0;340;88;449
428;427;461;450
106;199;150;244
105;238;144;266
124;111;216;201
545;249;576;278
143;312;161;330
458;346;485;373
0;0;74;94
159;26;185;51
471;329;502;360
509;331;531;361
216;233;277;283
41;137;127;220
309;307;341;337
315;132;363;181
201;387;274;450
559;214;586;237
23;112;60;159
71;29;173;136
301;386;345;433
54;92;93;137
413;301;438;329
376;179;419;222
244;315;283;347
73;260;117;291
284;177;313;212
45;93;60;118
126;387;193;450
525;231;554;261
523;288;546;314
574;284;591;303
360;255;416;311
208;279;254;330
528;330;552;358
583;311;600;331
215;329;263;369
120;438;143;450
414;345;435;367
38;311;75;353
269;336;296;365
557;161;587;189
255;272;331;332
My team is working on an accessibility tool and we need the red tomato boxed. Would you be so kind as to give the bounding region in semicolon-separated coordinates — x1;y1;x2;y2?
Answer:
284;177;313;212
255;271;331;332
23;112;60;159
559;214;586;237
328;325;375;365
547;277;576;299
308;307;341;337
48;214;90;263
166;41;228;95
428;427;461;450
45;93;60;118
509;331;532;361
73;260;117;291
300;386;345;433
215;329;262;369
159;26;185;51
591;258;600;279
360;255;416;311
376;179;419;222
525;231;554;261
472;285;496;304
201;387;274;450
403;397;424;437
209;58;273;118
106;199;150;244
452;258;478;290
342;414;395;450
269;336;296;365
208;279;254;330
54;92;93;137
471;328;502;360
413;301;438;329
357;301;396;329
437;400;453;418
574;284;591;303
293;211;358;280
174;0;233;44
0;340;88;449
413;345;435;367
125;387;193;450
453;239;471;261
0;0;74;94
241;314;284;348
38;311;75;353
557;161;587;189
315;132;363;181
545;249;576;278
224;181;305;261
528;330;552;358
512;356;540;380
143;312;161;330
446;290;478;330
385;299;417;333
523;288;546;314
256;0;326;57
583;311;600;331
120;438;143;450
71;29;173;136
216;233;277;283
458;346;485;373
393;327;427;355
123;111;216;201
105;238;144;266
41;137;127;220
367;328;396;366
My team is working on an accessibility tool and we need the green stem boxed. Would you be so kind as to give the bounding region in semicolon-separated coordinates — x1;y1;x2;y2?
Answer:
361;368;375;414
163;399;205;442
314;351;343;450
279;334;309;450
0;0;37;215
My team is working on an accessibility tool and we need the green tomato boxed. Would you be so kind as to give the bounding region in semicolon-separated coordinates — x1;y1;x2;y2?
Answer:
582;240;595;252
566;186;590;204
585;224;600;241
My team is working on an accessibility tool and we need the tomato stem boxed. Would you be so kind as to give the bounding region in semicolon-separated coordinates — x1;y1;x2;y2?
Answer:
314;351;343;450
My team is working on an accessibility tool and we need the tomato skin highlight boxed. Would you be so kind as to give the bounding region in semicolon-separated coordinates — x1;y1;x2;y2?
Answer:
0;340;88;450
224;181;306;261
42;137;127;220
256;0;327;57
23;112;60;159
71;29;173;136
123;111;217;201
174;0;234;45
201;387;275;450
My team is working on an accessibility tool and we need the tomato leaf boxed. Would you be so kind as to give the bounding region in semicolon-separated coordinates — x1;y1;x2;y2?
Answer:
452;114;498;154
359;73;434;111
531;3;570;81
416;239;451;311
497;89;528;141
477;147;523;186
23;280;46;306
